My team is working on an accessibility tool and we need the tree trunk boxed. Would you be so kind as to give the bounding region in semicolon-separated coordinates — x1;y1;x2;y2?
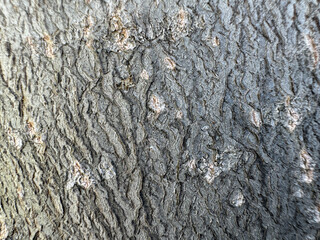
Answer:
0;0;319;239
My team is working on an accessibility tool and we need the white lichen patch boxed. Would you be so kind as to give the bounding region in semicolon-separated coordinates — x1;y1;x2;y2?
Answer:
304;34;319;67
109;13;135;51
251;109;262;128
148;94;165;114
44;34;54;58
203;146;243;184
230;190;245;207
140;69;149;80
26;118;37;138
299;149;313;169
26;119;45;154
292;188;304;198
177;9;188;31
17;184;24;201
204;36;220;48
0;219;8;240
204;164;216;184
195;15;206;29
305;206;320;223
7;128;23;150
187;159;196;172
299;149;314;184
98;158;116;180
212;36;220;47
84;15;94;38
26;36;35;50
176;110;183;119
83;15;94;47
164;57;176;70
287;107;300;132
66;161;94;190
170;8;189;40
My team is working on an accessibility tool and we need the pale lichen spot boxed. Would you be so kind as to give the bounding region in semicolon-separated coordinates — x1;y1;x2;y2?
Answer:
212;36;220;47
78;173;94;189
26;119;37;137
26;36;35;50
304;34;319;67
177;8;188;30
140;69;149;80
251;109;262;128
13;136;22;150
306;207;320;223
84;15;94;47
26;119;45;154
230;190;245;207
17;184;24;201
187;159;196;172
299;149;314;184
287;107;300;132
285;96;291;107
293;188;304;198
33;134;44;144
196;15;206;29
176;110;183;119
98;158;116;180
164;57;176;70
44;34;54;58
170;8;189;41
204;164;216;184
7;128;23;150
299;149;313;169
110;13;135;51
67;161;94;190
148;94;165;114
84;15;94;37
0;219;8;240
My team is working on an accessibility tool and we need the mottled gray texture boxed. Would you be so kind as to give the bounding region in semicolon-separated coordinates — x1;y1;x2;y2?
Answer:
0;0;320;239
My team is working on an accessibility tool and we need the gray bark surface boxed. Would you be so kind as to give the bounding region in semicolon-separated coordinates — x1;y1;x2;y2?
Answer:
0;0;320;239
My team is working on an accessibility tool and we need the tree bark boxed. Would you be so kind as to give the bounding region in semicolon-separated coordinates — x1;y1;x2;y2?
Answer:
0;0;320;239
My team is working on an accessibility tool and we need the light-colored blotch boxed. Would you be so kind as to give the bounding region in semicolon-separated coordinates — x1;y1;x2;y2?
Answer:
17;184;24;201
204;164;216;184
7;128;22;150
230;191;245;207
304;34;319;67
287;107;300;132
212;36;220;47
84;15;94;47
187;159;196;172
176;110;183;119
293;188;304;198
44;34;54;58
306;206;320;223
149;94;165;114
251;109;262;128
26;119;45;154
164;57;176;70
98;158;116;180
177;9;188;30
140;69;149;80
110;13;135;51
0;219;8;240
66;161;94;190
299;149;314;184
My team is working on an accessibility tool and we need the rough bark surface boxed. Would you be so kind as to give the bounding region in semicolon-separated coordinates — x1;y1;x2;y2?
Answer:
0;0;320;239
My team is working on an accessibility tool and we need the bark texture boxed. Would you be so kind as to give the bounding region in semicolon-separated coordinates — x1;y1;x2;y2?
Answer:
0;0;320;239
